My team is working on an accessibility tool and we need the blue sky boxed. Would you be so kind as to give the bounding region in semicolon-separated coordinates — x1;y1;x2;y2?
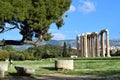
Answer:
0;0;120;40
49;0;120;40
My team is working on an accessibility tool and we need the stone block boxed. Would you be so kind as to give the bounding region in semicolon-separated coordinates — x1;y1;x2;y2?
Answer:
0;63;8;78
15;66;35;76
55;60;74;70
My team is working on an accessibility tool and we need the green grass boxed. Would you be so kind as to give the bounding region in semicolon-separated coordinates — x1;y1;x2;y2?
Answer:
1;57;120;79
68;59;120;76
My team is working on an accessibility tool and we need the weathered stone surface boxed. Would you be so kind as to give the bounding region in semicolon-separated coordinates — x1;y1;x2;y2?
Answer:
0;63;8;78
0;64;8;71
15;66;35;76
0;70;4;78
55;60;74;70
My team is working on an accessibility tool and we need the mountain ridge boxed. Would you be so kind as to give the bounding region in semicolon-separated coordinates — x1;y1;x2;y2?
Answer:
12;39;120;50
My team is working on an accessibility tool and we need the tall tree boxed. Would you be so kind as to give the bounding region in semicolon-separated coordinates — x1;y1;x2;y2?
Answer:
62;41;67;57
68;44;72;52
0;0;72;47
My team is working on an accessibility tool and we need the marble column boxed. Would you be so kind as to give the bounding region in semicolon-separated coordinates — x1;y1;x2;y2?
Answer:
87;36;91;57
92;36;95;57
90;36;93;57
80;34;84;57
91;36;93;57
89;36;92;57
96;34;100;57
101;33;105;57
84;34;88;57
106;30;111;57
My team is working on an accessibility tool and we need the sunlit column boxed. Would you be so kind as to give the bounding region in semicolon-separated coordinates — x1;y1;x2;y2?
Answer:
101;33;105;57
106;29;111;57
89;36;92;57
91;36;93;57
84;34;88;57
90;36;93;57
96;34;100;57
92;36;95;57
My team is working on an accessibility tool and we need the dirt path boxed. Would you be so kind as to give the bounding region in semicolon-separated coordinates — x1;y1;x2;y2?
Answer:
4;74;120;80
37;74;103;80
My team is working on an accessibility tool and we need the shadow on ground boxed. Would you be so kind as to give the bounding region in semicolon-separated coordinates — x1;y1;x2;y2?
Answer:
42;67;56;71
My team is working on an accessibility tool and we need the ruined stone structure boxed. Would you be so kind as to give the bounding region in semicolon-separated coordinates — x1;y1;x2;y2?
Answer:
76;29;111;57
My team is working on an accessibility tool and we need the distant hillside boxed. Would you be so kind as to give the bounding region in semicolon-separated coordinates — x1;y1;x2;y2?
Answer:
44;40;120;47
110;40;120;46
12;39;120;50
45;40;76;47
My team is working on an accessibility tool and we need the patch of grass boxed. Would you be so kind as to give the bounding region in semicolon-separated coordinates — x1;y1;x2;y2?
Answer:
2;57;120;79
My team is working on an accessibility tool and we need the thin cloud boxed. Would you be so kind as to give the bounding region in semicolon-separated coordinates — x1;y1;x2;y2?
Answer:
68;5;76;12
79;0;96;13
52;33;65;40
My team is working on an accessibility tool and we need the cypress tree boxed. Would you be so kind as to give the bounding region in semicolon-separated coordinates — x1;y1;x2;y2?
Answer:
62;41;67;57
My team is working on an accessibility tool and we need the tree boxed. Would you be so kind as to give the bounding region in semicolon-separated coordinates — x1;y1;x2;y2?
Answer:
0;50;9;60
68;44;72;52
62;41;68;57
34;48;43;59
0;0;72;47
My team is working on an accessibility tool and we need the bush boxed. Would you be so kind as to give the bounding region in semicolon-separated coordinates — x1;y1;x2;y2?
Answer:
0;50;9;60
42;54;55;59
9;51;26;60
21;51;31;60
18;54;25;60
33;48;43;60
9;51;18;60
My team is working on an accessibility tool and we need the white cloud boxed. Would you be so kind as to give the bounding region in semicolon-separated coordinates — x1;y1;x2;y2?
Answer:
79;0;96;13
52;33;65;40
69;5;76;12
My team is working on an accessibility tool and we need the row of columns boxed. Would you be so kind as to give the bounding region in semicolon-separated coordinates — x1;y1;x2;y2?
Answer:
76;29;111;57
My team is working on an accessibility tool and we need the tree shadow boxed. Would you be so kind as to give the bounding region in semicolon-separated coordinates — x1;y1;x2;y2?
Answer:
6;72;38;80
42;67;56;71
7;72;20;77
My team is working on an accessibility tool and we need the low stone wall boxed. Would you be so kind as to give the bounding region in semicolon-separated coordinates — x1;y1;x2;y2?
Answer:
55;60;74;70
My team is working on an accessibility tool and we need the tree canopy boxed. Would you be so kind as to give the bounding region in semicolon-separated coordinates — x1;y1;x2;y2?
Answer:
0;0;72;47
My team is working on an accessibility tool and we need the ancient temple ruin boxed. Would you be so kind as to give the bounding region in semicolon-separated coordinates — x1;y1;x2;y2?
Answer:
76;29;111;57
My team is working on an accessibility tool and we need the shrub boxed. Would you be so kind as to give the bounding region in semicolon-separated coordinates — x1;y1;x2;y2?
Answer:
18;54;25;60
9;51;25;60
9;51;18;60
21;51;31;60
0;50;9;60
